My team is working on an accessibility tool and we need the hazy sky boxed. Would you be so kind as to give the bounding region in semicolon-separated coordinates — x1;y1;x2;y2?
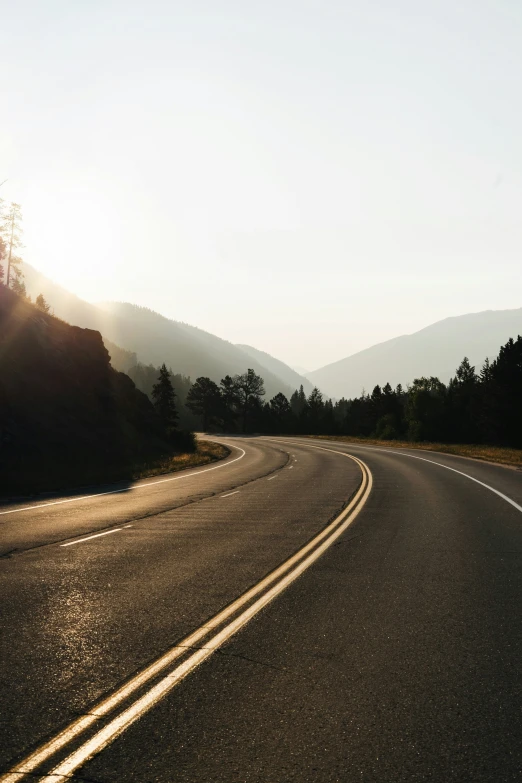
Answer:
2;0;521;370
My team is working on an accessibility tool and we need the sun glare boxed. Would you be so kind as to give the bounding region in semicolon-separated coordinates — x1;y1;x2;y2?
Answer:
22;177;124;301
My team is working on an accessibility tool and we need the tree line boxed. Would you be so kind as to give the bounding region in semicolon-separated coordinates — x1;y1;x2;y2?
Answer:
139;335;522;450
2;199;520;451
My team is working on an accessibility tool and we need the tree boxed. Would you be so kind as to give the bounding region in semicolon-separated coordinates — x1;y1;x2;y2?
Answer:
10;258;27;298
0;202;23;289
290;385;307;418
0;231;6;285
186;377;222;431
152;364;178;433
405;377;447;441
220;374;241;430
305;387;325;433
234;369;265;432
447;357;479;442
35;294;51;313
269;392;292;432
487;336;522;447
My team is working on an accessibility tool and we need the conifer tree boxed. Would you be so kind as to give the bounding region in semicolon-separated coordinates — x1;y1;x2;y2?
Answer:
186;377;222;431
234;369;265;432
152;364;178;433
35;294;51;313
219;374;241;430
290;385;307;417
269;392;292;432
0;203;23;289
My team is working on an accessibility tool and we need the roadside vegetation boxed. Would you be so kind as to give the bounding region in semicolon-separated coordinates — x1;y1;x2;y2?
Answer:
133;441;229;479
304;436;522;469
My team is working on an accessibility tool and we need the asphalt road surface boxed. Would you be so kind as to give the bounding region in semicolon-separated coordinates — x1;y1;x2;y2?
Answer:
1;436;522;782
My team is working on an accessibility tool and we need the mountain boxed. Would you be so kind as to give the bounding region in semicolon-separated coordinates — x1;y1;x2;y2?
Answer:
235;344;313;395
23;264;297;399
292;365;310;376
307;308;522;399
0;285;168;495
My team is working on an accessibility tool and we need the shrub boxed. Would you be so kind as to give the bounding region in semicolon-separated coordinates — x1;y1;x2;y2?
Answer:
172;429;197;453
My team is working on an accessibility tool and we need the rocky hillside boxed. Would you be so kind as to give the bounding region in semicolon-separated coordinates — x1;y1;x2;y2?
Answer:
0;286;169;495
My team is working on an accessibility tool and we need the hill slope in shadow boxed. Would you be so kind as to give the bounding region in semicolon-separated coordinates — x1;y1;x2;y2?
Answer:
0;286;168;495
23;264;299;399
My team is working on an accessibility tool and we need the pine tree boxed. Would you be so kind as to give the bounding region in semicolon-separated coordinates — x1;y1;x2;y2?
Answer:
290;385;307;417
480;358;492;383
306;387;324;433
234;369;265;432
0;203;23;289
269;392;292;432
35;294;51;313
186;377;222;431
152;364;178;433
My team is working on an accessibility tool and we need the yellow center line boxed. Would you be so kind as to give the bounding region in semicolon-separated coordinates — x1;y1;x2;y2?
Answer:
1;449;372;783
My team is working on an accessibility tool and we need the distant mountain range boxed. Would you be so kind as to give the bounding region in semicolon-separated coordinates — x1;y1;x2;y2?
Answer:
236;344;314;395
23;264;310;399
23;264;522;404
307;308;522;399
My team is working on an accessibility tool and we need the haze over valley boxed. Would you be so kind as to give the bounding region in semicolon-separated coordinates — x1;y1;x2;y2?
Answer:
2;3;522;782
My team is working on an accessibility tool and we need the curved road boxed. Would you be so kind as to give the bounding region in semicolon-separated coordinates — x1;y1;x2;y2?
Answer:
1;436;522;781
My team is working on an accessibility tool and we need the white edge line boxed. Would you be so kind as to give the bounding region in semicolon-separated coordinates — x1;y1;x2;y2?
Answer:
1;449;369;783
272;437;522;516
364;446;522;514
42;457;372;781
60;529;123;547
0;444;246;517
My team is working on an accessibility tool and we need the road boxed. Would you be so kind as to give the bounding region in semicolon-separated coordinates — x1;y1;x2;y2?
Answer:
1;436;522;781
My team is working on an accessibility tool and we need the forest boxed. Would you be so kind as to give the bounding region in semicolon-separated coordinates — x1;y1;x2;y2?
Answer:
130;335;522;450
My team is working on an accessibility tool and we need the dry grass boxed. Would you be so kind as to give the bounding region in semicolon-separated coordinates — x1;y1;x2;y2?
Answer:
132;440;230;479
305;435;522;469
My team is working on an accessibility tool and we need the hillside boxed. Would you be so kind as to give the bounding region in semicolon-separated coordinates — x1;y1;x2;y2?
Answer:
308;308;522;399
23;264;298;399
235;344;313;395
0;286;169;495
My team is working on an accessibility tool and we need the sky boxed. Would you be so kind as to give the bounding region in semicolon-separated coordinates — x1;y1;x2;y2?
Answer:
2;0;521;371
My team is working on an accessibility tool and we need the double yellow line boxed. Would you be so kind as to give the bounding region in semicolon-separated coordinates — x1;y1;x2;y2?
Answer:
2;450;372;782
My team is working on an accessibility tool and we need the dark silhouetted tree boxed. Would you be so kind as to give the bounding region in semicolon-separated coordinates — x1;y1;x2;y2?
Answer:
152;363;178;434
487;336;522;446
447;357;479;442
220;374;241;430
405;377;447;441
269;392;292;432
290;385;307;418
234;369;265;432
305;387;324;433
186;377;222;431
